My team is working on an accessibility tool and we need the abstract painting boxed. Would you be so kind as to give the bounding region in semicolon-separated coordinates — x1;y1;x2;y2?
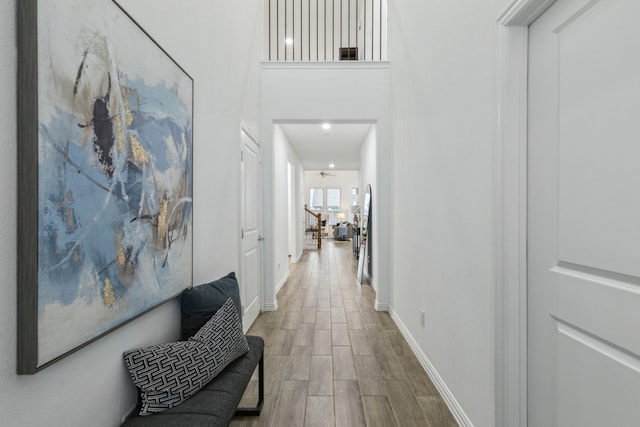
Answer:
18;0;193;373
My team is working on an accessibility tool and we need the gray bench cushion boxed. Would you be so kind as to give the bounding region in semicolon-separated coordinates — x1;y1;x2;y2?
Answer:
121;335;264;427
123;299;249;415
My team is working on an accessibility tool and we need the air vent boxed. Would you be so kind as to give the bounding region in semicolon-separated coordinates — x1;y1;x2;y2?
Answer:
339;47;358;61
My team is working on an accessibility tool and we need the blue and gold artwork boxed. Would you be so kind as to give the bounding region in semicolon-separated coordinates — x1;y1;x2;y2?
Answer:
33;0;193;368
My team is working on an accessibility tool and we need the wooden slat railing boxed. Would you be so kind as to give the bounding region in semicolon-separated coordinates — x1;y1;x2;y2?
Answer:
304;204;322;249
264;0;388;62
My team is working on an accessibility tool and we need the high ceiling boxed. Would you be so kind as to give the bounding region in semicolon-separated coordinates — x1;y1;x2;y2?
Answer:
279;123;373;171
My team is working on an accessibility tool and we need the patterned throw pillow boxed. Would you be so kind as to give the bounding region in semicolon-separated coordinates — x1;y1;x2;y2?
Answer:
123;298;249;416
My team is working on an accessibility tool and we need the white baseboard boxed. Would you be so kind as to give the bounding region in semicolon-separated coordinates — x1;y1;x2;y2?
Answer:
389;307;474;427
363;271;373;287
274;270;289;295
262;301;278;311
374;300;389;311
264;271;289;312
370;276;378;293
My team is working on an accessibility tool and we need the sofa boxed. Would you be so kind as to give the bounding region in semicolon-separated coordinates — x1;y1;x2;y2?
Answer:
121;272;264;427
333;222;354;240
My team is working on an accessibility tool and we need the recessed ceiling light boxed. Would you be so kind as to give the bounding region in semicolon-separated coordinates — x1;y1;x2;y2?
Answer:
321;123;331;130
285;37;293;45
329;163;335;169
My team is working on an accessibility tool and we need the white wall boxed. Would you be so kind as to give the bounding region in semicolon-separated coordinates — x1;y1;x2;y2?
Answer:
117;0;263;286
293;156;306;262
273;125;305;292
1;1;261;425
388;1;509;426
359;126;378;291
261;62;391;312
296;160;305;260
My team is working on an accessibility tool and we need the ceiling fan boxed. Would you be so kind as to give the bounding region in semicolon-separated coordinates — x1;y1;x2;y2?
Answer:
318;171;335;178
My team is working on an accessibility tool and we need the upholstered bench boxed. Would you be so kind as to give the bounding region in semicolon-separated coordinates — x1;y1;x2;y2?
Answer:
120;335;264;427
121;272;264;427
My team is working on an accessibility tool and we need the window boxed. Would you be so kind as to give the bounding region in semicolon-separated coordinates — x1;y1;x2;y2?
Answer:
327;188;341;212
351;187;359;206
326;188;341;224
309;188;324;211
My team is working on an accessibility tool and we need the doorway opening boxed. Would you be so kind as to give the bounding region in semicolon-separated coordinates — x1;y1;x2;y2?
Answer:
272;121;377;282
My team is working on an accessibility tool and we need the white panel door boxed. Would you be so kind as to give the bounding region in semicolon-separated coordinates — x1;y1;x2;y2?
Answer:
528;0;640;426
240;128;262;332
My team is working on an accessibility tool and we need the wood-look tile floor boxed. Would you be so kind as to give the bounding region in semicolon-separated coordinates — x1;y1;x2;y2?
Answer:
231;240;458;427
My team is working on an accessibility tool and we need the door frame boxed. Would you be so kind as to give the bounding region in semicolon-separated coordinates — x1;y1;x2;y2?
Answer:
495;1;556;426
239;121;264;329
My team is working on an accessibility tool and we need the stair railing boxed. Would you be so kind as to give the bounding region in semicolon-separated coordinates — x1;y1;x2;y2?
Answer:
304;204;322;249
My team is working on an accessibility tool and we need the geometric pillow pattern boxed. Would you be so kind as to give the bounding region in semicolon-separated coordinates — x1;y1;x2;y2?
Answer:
190;298;246;348
123;340;215;415
123;298;249;416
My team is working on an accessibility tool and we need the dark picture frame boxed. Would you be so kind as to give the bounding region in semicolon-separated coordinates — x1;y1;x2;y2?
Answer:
17;0;194;374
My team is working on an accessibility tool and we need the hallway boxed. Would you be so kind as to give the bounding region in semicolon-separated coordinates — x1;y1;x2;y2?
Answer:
231;241;457;426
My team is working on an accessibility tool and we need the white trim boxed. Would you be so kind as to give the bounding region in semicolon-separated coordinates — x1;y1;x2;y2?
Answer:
389;307;473;427
241;121;260;144
273;118;377;125
499;0;556;26
495;1;557;427
494;23;529;427
242;296;261;334
262;301;278;312
371;278;384;311
367;274;377;292
373;300;388;312
261;61;391;70
274;270;289;297
292;249;303;263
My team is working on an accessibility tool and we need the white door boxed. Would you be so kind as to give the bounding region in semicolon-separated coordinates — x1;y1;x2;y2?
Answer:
240;126;262;332
528;0;640;425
